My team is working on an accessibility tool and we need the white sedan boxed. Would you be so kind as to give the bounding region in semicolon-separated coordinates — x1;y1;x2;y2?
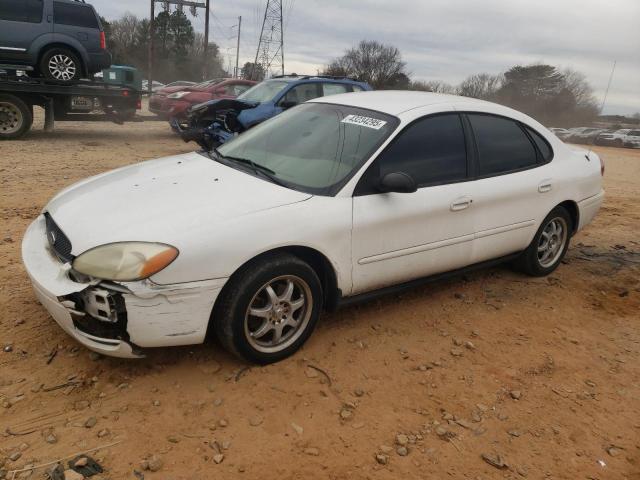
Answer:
22;91;605;363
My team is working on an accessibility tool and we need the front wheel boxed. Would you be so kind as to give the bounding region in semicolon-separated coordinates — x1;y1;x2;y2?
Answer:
514;206;572;276
214;253;323;364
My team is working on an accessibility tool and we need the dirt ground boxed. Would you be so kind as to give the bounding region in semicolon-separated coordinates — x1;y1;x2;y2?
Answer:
1;106;639;480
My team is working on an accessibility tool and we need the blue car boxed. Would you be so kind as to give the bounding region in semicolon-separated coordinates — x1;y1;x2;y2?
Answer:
176;75;372;149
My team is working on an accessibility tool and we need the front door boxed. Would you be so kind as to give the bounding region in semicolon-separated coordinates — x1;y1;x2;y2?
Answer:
351;112;476;294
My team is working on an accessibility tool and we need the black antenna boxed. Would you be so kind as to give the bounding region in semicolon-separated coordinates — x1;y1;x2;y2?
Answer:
587;60;616;158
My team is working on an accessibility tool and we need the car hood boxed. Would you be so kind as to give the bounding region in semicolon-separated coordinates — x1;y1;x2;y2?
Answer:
45;152;311;255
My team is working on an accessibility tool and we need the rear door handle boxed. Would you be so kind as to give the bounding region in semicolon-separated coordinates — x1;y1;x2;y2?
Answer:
538;180;553;193
451;196;472;211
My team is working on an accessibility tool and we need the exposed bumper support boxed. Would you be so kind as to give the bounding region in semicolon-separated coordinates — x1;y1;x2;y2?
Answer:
22;215;227;358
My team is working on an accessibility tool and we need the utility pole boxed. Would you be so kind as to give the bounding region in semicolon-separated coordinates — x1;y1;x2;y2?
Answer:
251;0;284;80
235;15;241;78
148;0;154;96
203;0;209;79
148;0;208;95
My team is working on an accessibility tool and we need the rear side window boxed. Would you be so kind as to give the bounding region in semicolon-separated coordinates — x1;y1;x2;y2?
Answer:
54;2;99;28
376;113;468;186
628;130;640;136
468;114;537;176
526;126;553;162
0;0;43;23
352;85;365;92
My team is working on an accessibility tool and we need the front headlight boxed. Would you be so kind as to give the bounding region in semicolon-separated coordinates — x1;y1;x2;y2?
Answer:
72;242;178;282
167;91;189;99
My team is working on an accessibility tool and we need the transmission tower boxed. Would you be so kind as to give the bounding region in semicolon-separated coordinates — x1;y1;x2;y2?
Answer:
252;0;284;79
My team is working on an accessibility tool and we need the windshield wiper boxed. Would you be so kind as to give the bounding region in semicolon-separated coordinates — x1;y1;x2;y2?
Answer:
212;148;288;187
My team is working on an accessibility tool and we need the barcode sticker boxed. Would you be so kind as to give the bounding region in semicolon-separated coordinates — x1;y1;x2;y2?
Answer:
341;114;387;130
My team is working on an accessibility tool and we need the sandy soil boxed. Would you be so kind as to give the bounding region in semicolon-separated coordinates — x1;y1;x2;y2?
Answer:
1;108;639;480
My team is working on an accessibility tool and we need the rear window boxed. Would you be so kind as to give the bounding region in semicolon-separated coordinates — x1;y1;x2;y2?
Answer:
0;0;43;23
54;1;99;28
468;113;538;176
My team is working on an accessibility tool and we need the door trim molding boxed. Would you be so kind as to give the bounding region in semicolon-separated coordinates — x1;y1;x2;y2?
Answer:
475;220;536;239
357;219;536;265
0;46;27;52
358;233;474;265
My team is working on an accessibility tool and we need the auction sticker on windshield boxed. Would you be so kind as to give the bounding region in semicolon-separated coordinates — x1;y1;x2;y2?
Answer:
341;114;387;130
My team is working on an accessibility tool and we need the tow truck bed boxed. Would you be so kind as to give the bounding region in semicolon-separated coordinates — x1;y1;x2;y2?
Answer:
0;74;141;140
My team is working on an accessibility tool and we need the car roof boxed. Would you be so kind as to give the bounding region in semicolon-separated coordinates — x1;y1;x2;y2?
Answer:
266;76;365;85
309;90;492;116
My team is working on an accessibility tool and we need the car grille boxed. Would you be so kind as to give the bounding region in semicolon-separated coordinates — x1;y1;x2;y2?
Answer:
44;212;74;263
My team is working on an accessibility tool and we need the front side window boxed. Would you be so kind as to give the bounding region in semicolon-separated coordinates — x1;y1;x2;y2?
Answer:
215;103;398;195
468;114;537;176
282;83;322;105
54;2;98;28
375;113;468;186
0;0;42;22
322;83;349;96
237;80;289;103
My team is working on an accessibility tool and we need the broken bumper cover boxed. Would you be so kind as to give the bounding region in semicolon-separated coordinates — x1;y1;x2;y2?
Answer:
21;215;227;358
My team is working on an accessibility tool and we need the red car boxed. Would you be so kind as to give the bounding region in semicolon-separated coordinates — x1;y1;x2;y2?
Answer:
149;78;256;120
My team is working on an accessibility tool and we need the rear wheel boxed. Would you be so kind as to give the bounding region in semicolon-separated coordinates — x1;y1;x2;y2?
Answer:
40;48;82;83
0;94;33;140
514;206;572;276
214;253;322;364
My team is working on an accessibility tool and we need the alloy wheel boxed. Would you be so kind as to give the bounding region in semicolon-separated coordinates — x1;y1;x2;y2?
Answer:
48;54;77;81
244;275;313;353
537;217;568;268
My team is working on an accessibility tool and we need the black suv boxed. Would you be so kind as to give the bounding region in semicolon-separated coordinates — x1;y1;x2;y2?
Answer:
0;0;111;83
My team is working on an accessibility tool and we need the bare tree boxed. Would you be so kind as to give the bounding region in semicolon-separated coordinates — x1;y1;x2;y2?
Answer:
458;73;503;100
324;40;407;89
410;80;457;94
561;68;599;110
109;13;140;61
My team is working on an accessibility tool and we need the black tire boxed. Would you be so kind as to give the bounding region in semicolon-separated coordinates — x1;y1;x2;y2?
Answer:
214;253;323;364
39;48;82;83
514;206;573;276
0;94;33;140
614;139;623;148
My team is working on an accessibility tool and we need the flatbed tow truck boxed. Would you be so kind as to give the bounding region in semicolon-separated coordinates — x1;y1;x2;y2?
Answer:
0;71;141;140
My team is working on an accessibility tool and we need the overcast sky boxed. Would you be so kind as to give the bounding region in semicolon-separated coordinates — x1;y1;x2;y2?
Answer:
94;0;639;115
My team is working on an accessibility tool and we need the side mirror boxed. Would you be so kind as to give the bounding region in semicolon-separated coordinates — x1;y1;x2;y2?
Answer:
378;172;417;194
279;100;297;109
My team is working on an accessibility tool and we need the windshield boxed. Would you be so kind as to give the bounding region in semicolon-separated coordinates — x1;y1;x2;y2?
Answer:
193;78;224;89
237;80;290;103
216;102;398;195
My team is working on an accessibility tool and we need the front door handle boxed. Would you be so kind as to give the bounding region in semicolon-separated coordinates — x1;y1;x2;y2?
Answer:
538;179;553;193
451;196;472;211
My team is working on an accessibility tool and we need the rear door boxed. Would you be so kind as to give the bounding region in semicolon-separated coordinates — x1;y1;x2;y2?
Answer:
463;112;554;263
0;0;49;62
53;0;100;53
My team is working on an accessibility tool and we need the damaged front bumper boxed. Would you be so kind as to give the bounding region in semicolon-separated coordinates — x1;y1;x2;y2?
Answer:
21;215;227;358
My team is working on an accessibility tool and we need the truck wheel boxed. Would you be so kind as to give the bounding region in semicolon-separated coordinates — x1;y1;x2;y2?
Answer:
40;48;82;83
0;94;33;140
